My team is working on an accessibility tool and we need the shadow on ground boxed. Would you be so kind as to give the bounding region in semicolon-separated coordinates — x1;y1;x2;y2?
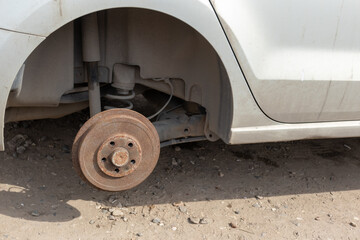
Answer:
1;113;360;222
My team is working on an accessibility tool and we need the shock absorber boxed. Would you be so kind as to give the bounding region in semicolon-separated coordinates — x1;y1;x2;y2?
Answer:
81;13;101;117
104;64;136;110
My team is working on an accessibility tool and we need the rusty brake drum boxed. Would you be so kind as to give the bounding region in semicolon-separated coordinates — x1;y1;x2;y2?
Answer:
72;109;160;191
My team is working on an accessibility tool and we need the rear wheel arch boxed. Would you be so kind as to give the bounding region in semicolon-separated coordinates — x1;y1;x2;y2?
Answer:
1;0;243;150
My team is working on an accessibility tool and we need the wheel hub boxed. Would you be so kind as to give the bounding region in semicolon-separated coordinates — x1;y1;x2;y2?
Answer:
72;109;160;191
97;135;141;177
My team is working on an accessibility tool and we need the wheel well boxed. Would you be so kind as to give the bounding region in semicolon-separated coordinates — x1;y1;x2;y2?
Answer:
6;8;233;141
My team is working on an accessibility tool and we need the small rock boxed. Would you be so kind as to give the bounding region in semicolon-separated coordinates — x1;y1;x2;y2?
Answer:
46;155;54;161
179;206;187;213
112;209;124;217
199;218;209;224
101;209;109;214
31;210;40;217
252;203;261;208
171;226;177;231
7;134;27;150
229;222;237;228
89;220;95;224
344;144;351;150
188;217;200;224
218;171;224;177
16;203;24;209
314;217;320;221
171;158;178;166
108;215;115;220
234;210;240;214
23;140;33;148
152;218;161;224
16;146;26;154
350;222;357;227
136;233;142;237
255;195;264;200
271;208;277;212
108;195;118;204
122;217;128;222
174;146;181;152
172;201;183;207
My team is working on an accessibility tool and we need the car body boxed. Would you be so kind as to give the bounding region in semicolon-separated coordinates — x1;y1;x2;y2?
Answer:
1;0;360;152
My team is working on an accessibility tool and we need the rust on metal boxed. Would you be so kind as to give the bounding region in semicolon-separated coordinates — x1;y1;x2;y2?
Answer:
72;109;160;191
96;135;141;178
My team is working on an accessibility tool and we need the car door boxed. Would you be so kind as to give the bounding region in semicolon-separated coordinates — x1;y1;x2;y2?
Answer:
211;0;360;123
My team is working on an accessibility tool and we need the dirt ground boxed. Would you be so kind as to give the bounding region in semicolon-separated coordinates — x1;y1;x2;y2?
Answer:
1;111;360;240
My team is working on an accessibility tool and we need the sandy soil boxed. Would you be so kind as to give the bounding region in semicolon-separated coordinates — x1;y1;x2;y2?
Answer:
0;112;360;240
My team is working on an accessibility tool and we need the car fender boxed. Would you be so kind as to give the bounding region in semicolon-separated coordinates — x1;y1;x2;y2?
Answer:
0;0;273;150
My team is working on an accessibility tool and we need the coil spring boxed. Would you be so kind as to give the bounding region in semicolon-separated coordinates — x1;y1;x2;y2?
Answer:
103;78;174;120
103;90;135;110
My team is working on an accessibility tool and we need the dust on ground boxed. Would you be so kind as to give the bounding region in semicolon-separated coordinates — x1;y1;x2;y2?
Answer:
0;112;360;240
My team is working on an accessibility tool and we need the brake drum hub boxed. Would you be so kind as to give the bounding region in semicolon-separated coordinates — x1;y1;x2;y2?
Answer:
72;109;160;191
97;136;141;177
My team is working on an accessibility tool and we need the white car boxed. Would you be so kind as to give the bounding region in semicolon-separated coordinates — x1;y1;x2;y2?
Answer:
1;0;359;191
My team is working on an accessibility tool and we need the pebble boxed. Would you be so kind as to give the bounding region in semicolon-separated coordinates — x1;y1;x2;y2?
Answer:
255;195;264;200
7;134;27;150
199;218;209;224
234;210;240;214
23;140;33;148
188;217;200;224
122;217;128;222
112;209;124;217
172;201;183;207
174;146;181;152
152;218;161;224
136;233;142;237
16;146;26;154
171;158;178;166
314;217;320;221
108;215;116;220
252;203;261;208
229;222;237;228
171;226;177;231
179;206;187;213
46;155;54;161
101;209;109;214
350;222;357;227
108;195;118;204
218;171;224;177
89;220;95;224
31;210;40;217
